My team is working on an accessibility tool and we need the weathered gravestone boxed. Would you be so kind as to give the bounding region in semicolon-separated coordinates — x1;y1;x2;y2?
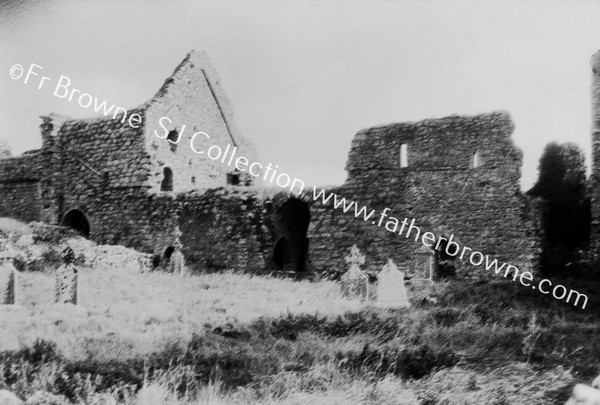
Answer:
340;245;370;301
55;247;78;305
376;259;410;308
413;245;434;283
0;242;18;305
0;261;18;305
170;241;187;277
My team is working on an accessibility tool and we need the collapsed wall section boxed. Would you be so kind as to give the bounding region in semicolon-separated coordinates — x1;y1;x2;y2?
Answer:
309;111;539;280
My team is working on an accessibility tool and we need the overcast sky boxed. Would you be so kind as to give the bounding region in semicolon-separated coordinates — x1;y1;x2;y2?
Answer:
1;0;599;190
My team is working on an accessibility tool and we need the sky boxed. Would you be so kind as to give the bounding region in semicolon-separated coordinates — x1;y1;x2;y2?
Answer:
1;0;599;191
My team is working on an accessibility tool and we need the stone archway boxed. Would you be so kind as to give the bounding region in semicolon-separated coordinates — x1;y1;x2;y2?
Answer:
164;246;175;261
62;209;90;238
271;196;311;273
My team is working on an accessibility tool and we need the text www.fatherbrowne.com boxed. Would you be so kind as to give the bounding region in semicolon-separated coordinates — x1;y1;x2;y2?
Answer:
310;187;589;309
11;61;587;309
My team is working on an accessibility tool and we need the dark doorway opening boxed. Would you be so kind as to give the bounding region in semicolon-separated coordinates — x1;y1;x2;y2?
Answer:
161;167;173;191
272;197;310;273
62;209;90;238
435;237;456;279
164;246;175;261
273;237;292;270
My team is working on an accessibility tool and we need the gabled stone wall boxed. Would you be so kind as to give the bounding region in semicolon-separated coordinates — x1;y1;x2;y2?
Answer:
144;51;260;193
0;51;260;262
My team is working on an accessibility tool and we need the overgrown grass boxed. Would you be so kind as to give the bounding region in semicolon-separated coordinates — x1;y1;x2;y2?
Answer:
0;217;32;237
1;266;365;359
1;240;598;403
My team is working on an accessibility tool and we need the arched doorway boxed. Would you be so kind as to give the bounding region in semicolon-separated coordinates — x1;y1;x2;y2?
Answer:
435;236;457;279
164;246;175;261
273;237;292;270
62;209;90;238
272;197;310;273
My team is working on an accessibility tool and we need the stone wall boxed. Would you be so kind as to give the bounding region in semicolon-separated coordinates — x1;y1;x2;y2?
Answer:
0;51;260;262
175;187;315;276
0;153;46;223
0;180;42;223
177;187;273;273
39;109;171;248
0;50;543;280
308;112;539;280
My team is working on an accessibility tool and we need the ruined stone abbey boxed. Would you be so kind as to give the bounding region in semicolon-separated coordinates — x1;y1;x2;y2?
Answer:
3;49;599;279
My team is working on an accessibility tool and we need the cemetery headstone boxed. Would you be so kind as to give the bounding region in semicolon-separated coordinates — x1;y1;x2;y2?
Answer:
0;261;18;305
55;247;78;305
376;259;410;308
413;244;434;282
0;241;19;305
340;245;370;301
170;241;187;277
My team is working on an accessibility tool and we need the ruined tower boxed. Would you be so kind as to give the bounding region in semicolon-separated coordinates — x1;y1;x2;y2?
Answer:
590;50;600;248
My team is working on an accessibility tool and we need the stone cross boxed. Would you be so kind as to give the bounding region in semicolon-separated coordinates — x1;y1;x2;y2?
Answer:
376;259;410;308
0;260;18;305
340;245;369;301
345;245;365;268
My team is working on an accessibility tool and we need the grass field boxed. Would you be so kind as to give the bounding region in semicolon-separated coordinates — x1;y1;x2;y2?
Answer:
1;264;595;404
0;220;598;404
1;266;364;361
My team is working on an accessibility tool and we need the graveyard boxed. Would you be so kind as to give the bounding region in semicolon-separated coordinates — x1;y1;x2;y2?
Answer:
0;217;599;404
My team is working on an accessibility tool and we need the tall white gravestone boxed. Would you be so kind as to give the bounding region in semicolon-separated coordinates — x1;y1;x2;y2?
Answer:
376;259;410;308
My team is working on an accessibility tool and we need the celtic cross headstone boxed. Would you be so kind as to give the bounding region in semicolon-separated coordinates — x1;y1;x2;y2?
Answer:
340;245;369;301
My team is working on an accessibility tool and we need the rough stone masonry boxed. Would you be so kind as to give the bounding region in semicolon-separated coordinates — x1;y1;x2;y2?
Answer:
0;50;542;278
